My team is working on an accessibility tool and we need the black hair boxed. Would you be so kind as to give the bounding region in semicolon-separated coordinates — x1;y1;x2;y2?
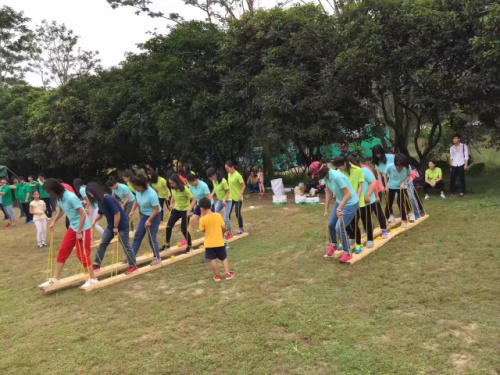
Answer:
182;163;192;177
333;155;351;175
199;197;212;210
28;175;35;180
1;177;8;182
43;178;65;199
225;160;237;169
86;182;104;206
207;167;222;183
38;172;46;178
122;171;134;180
371;145;387;166
73;178;85;198
106;178;118;188
394;153;410;169
186;174;197;183
130;174;148;190
168;174;185;192
453;133;462;139
18;176;25;181
348;153;361;167
147;170;159;184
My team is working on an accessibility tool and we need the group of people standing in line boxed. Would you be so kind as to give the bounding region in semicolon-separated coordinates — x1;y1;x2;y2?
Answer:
31;161;245;289
311;134;471;263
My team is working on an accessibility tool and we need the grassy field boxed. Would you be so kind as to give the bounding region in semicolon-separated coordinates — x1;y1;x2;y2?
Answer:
1;170;500;375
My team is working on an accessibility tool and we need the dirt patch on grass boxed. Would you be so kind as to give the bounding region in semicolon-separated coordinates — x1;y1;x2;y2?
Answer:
451;353;476;373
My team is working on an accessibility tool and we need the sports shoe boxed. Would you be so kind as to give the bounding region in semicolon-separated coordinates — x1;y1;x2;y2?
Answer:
236;229;244;236
354;244;363;254
38;244;43;248
184;247;192;254
79;279;99;290
225;272;235;280
214;275;221;282
401;221;407;228
388;214;395;223
339;253;352;263
39;278;60;288
225;231;233;240
381;229;388;239
414;212;420;220
125;266;138;275
150;258;161;266
425;195;430;200
42;243;49;247
337;244;343;251
161;243;170;251
326;243;337;257
440;194;446;199
92;265;101;271
409;213;415;223
366;241;374;248
179;238;187;246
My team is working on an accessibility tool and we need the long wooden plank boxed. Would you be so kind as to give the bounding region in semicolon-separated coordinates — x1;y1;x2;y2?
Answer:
346;214;429;264
83;233;249;292
324;218;402;259
40;237;206;293
326;215;429;264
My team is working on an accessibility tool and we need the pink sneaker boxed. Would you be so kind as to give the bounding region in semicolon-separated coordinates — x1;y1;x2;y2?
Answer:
339;253;352;263
326;244;337;257
180;238;187;246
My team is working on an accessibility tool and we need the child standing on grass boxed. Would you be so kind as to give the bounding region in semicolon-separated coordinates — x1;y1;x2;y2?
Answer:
257;167;265;195
29;190;48;247
198;197;235;281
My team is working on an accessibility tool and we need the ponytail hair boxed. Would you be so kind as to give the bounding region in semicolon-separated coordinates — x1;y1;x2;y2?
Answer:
206;167;222;183
333;155;351;175
86;182;104;206
73;178;85;198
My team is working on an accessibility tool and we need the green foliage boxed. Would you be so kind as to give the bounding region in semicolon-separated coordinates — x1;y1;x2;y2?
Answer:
0;6;38;83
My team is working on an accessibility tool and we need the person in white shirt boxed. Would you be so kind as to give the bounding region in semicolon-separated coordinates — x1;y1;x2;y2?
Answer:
449;134;469;197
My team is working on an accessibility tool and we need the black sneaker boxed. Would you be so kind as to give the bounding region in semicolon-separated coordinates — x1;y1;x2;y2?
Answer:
184;247;192;254
161;243;170;251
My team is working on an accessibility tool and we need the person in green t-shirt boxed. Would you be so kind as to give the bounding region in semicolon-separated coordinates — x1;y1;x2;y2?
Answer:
147;171;170;222
207;167;232;238
225;160;246;235
0;177;18;226
18;176;34;223
37;173;52;218
333;155;365;254
424;161;445;199
12;177;27;218
163;174;196;252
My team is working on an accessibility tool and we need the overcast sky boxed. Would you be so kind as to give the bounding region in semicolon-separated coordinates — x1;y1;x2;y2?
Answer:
2;0;280;86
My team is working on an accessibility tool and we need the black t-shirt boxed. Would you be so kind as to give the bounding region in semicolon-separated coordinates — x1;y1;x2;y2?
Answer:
98;195;128;230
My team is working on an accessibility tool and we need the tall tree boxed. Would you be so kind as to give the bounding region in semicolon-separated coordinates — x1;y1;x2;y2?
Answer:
0;6;38;84
33;20;101;87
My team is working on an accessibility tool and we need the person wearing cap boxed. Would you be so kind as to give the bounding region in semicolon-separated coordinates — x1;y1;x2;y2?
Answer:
309;161;359;263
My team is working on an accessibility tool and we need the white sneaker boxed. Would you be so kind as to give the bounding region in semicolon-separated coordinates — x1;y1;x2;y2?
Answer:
39;278;60;288
79;279;99;290
409;213;415;223
424;195;430;200
441;194;446;199
388;214;395;223
401;221;407;228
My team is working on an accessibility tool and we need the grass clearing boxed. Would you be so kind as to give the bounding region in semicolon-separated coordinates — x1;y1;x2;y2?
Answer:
1;171;500;374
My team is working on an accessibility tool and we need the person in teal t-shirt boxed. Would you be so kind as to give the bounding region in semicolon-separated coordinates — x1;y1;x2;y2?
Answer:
309;161;359;263
384;154;412;227
333;155;366;254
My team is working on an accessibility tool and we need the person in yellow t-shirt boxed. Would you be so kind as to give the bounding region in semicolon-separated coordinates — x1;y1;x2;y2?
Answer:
225;160;246;235
199;197;235;281
424;161;446;199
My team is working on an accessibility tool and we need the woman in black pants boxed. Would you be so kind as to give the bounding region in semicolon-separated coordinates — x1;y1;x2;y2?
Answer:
163;174;196;253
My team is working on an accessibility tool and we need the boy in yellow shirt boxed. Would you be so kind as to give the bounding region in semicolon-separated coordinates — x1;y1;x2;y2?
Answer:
198;197;235;281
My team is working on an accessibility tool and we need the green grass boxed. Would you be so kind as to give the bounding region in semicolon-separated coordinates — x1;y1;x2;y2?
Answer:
1;171;500;374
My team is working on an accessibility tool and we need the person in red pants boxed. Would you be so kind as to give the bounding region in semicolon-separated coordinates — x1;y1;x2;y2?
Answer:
38;178;99;290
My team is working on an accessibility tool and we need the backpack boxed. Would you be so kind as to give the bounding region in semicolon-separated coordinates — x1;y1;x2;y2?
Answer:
463;144;473;166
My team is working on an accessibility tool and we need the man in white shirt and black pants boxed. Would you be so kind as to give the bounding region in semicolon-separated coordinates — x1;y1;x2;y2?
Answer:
449;134;469;197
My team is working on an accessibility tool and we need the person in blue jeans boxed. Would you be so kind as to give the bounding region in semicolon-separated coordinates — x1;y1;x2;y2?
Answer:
128;174;162;266
309;161;359;263
85;183;138;275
